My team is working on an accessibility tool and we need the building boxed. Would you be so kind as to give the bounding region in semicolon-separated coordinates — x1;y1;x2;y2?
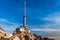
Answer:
0;27;12;40
9;27;41;40
0;27;5;38
13;26;30;34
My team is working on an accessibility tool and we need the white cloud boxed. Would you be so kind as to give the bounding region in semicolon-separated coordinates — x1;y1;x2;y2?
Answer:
44;14;60;24
0;18;20;34
42;13;60;29
31;28;60;31
30;13;60;35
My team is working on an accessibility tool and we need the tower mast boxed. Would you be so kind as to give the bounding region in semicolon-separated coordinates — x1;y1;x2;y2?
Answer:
23;1;26;27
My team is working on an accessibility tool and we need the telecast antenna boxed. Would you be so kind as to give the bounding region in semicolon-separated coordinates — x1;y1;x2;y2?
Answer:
23;1;26;27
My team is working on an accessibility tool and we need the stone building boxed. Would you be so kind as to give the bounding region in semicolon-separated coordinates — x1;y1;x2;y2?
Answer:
0;27;12;40
0;27;8;40
9;26;42;40
0;27;5;38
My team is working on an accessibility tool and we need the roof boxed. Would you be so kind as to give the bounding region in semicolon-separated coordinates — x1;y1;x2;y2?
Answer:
20;26;29;30
0;27;4;31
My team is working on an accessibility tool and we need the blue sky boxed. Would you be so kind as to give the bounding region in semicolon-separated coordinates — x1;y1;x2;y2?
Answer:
0;0;60;35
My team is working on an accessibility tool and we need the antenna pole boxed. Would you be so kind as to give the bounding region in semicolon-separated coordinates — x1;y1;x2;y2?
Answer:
23;1;26;27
